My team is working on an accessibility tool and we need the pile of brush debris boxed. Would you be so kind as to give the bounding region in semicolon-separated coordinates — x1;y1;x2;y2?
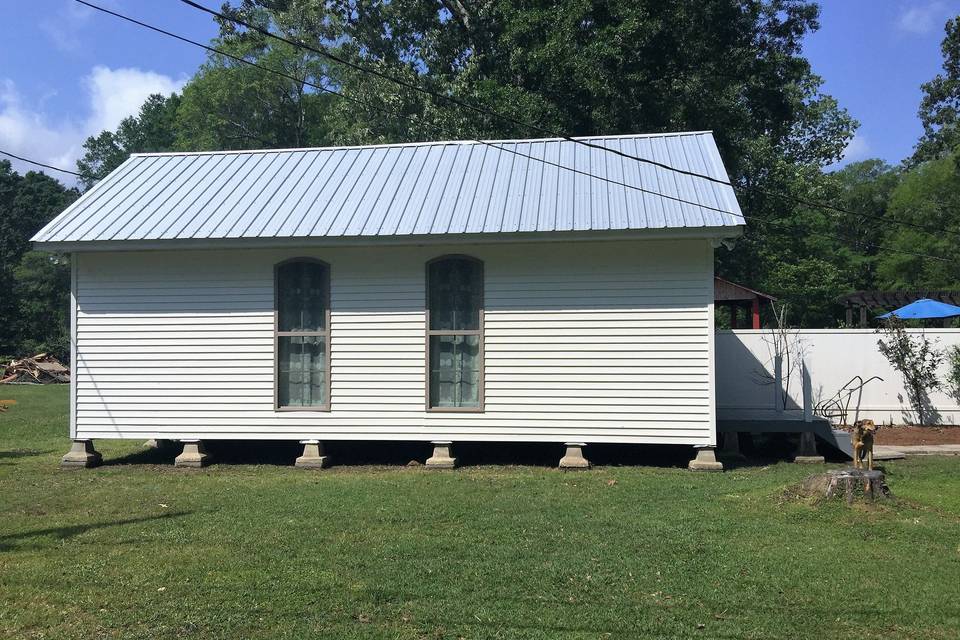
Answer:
1;353;70;384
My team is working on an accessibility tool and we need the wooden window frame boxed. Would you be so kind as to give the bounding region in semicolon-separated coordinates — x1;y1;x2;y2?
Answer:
274;257;332;412
425;254;485;413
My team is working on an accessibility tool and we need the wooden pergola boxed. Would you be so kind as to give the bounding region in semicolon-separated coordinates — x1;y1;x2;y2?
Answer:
840;290;960;327
714;277;776;329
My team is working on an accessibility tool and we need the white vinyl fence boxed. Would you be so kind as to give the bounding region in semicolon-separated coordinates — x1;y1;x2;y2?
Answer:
716;329;960;425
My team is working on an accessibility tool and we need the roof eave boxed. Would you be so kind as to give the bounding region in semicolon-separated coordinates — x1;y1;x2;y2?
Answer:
33;225;744;254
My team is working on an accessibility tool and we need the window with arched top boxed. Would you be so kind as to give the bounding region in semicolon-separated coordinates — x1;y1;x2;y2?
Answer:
275;259;330;410
426;255;484;410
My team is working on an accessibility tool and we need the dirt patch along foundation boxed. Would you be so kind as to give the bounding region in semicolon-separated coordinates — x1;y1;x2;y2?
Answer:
873;425;960;446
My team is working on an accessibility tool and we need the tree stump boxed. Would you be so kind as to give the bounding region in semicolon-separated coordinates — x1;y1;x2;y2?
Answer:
799;468;891;504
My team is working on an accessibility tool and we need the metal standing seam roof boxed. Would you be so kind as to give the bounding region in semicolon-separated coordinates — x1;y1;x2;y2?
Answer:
32;131;744;247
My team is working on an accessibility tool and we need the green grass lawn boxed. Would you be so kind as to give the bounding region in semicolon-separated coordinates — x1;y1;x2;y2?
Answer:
1;385;959;639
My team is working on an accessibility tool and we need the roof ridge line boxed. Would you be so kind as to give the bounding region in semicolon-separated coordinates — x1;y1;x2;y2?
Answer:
131;131;717;158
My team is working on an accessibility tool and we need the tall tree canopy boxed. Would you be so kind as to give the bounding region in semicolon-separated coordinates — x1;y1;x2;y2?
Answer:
70;0;869;328
77;93;182;190
914;17;960;164
213;0;857;325
19;0;960;359
881;16;960;295
0;161;77;358
176;3;335;150
213;0;854;173
732;159;902;327
876;150;960;290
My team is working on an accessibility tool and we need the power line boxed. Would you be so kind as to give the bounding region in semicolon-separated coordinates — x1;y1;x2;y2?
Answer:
72;0;743;221
176;0;960;242
175;0;752;190
0;149;82;177
76;0;952;264
175;0;748;185
73;0;952;265
741;214;946;263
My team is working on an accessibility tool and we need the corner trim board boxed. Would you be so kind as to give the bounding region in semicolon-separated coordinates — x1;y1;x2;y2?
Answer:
69;253;78;439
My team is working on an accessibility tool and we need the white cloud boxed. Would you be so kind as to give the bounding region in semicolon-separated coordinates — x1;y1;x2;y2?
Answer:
0;80;82;178
841;134;871;163
83;66;184;136
825;133;872;172
897;1;950;35
0;66;185;185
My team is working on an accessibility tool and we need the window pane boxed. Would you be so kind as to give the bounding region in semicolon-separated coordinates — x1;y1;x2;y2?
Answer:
429;335;480;408
429;258;481;331
278;261;327;332
278;336;327;407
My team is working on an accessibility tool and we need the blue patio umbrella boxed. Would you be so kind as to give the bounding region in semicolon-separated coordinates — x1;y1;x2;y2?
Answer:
877;298;960;319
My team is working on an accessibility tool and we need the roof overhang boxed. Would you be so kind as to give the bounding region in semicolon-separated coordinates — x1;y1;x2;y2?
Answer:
33;225;743;254
713;276;776;302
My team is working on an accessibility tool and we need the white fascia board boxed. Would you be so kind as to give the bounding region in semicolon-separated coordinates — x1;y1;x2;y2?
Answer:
34;225;744;254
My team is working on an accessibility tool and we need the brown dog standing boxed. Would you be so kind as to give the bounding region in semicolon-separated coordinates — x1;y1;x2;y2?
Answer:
850;419;877;470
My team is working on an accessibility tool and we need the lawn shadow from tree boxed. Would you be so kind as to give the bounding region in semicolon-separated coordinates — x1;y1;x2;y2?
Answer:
0;511;191;552
0;449;54;459
101;445;178;467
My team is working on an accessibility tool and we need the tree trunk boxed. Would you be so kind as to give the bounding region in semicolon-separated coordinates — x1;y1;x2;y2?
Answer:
800;469;891;504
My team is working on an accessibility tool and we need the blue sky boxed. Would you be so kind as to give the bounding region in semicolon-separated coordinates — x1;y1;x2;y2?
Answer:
805;0;960;168
1;0;958;185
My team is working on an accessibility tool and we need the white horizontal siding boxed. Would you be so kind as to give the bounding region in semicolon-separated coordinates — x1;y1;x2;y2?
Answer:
74;239;715;444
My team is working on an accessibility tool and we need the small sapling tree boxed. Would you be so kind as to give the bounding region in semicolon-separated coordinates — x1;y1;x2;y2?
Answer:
877;318;943;425
945;345;960;403
751;302;807;412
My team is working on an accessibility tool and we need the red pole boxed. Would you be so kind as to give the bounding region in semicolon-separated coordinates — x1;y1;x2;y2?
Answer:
751;298;761;329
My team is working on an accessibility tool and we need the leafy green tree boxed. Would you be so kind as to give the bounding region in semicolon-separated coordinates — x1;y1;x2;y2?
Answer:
828;159;902;292
210;1;854;161
270;1;853;164
76;93;182;189
213;0;856;325
877;317;943;425
176;3;334;150
711;159;902;327
0;162;20;358
913;17;960;164
876;150;960;289
763;258;845;327
67;0;860;327
0;161;77;358
12;252;71;359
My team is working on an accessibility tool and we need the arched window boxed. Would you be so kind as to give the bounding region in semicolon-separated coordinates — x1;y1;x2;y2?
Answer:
426;255;484;410
275;259;330;409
